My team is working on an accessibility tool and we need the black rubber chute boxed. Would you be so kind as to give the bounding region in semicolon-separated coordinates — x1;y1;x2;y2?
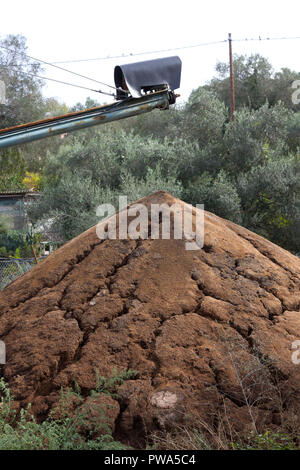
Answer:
114;56;181;99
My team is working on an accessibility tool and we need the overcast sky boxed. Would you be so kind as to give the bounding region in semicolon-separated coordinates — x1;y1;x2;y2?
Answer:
1;0;300;106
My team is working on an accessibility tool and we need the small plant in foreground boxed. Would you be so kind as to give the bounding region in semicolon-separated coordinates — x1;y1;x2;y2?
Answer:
150;424;299;451
233;430;299;450
0;369;136;450
94;367;139;399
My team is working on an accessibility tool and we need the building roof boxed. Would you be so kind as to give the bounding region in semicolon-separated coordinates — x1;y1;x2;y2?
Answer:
0;190;40;199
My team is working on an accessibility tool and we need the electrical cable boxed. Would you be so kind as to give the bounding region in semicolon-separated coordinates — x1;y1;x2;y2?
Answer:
233;35;300;42
1;34;299;97
0;44;118;91
49;35;300;65
0;64;115;96
50;39;228;64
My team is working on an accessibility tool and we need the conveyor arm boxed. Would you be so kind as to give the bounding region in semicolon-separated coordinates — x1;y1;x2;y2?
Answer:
0;90;173;149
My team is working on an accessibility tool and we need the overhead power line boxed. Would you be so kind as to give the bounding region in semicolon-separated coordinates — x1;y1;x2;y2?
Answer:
1;34;299;98
0;44;117;92
0;64;115;96
233;35;300;42
51;39;228;64
49;35;300;65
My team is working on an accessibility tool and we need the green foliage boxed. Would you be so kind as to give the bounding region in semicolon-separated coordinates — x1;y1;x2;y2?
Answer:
120;105;183;141
0;148;26;191
150;424;299;451
44;126;181;186
206;53;300;112
0;38;298;254
120;166;183;203
0;375;129;450
0;34;71;186
224;103;291;173
270;68;300;111
287;112;300;151
183;170;242;224
28;125;185;241
0;214;12;234
237;156;300;252
0;229;43;258
181;88;227;147
27;89;300;253
0;34;44;129
27;173;115;240
70;96;101;112
93;368;139;399
233;430;298;450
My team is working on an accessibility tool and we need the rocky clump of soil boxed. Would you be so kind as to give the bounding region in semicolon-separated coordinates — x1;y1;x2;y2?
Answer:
0;191;299;446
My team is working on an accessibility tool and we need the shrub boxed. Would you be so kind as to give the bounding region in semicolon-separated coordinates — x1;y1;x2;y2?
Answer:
0;372;133;450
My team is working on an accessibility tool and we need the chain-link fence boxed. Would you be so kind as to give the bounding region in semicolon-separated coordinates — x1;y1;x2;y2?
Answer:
0;257;36;290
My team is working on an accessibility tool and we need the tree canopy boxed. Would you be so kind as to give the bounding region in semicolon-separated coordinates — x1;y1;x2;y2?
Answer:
0;35;299;254
205;53;300;112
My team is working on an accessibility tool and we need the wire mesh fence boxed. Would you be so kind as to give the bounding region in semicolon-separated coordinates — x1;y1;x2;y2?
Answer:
0;257;36;290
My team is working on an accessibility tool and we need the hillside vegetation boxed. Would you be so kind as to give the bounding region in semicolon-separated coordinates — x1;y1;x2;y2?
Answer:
0;34;299;254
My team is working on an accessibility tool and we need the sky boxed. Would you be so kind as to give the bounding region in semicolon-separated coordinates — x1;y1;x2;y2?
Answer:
1;0;300;107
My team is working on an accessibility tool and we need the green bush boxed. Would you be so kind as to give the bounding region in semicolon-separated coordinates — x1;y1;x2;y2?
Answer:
233;430;299;450
0;371;135;450
0;230;43;258
183;170;242;224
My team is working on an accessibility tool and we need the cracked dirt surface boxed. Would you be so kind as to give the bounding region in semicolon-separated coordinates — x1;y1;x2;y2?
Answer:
0;191;299;445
